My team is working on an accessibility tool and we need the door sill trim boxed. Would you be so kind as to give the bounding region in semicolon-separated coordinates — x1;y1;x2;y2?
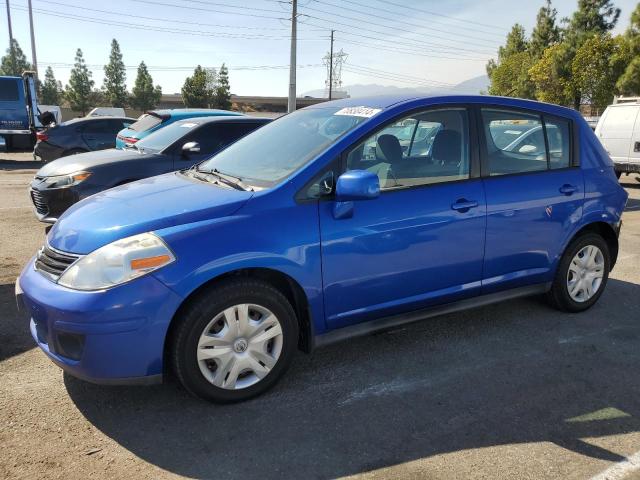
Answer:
314;283;551;348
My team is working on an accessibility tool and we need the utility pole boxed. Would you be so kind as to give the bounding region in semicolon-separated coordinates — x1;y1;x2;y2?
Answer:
27;0;37;78
287;0;297;113
328;30;334;100
5;0;15;69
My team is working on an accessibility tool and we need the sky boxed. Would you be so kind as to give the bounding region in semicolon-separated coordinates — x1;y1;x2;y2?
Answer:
1;0;639;97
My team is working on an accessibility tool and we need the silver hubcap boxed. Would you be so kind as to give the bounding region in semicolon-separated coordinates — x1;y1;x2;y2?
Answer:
197;303;283;390
567;245;605;303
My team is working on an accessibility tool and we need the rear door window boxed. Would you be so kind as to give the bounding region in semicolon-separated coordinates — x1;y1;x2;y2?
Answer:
82;119;113;134
544;117;572;169
482;109;548;175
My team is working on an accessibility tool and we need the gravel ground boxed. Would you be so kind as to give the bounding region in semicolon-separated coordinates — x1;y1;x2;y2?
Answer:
1;152;640;480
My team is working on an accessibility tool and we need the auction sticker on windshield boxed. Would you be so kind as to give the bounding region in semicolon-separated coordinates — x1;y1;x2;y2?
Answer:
334;106;382;118
179;123;198;128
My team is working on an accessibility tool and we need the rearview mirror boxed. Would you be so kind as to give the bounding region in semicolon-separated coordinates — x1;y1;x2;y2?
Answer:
335;170;380;201
182;141;201;155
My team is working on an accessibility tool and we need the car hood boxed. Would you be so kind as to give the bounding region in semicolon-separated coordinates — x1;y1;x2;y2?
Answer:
48;172;254;254
36;148;160;176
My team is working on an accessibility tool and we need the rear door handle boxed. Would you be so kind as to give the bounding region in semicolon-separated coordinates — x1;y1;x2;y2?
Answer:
559;184;578;195
451;199;479;212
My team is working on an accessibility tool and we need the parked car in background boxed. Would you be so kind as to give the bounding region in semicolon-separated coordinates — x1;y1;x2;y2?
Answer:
34;116;135;162
17;95;627;403
595;100;640;179
87;107;126;117
115;109;243;148
29;116;270;223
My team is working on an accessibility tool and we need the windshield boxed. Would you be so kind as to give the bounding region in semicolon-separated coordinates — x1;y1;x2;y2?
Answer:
136;120;200;152
128;113;163;132
196;107;371;187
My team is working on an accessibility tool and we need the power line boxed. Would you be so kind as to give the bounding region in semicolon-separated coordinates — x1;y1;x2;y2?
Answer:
298;2;499;48
131;0;286;20
13;5;325;40
373;0;504;31
346;63;456;87
40;61;324;72
34;0;295;30
337;38;486;62
311;0;504;42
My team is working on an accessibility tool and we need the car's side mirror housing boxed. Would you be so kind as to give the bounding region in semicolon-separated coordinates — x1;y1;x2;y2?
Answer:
335;170;380;201
182;141;201;156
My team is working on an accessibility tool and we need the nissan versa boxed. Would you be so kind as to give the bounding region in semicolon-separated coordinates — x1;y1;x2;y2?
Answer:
16;95;628;403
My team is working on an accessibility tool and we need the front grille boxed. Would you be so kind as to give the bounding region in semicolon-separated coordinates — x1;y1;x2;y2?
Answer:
30;188;48;216
34;244;80;281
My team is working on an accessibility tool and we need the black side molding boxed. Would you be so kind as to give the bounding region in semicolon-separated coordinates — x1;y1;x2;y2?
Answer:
313;283;551;349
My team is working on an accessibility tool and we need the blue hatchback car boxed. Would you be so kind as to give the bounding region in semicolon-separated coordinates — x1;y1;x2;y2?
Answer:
115;108;243;149
17;95;628;403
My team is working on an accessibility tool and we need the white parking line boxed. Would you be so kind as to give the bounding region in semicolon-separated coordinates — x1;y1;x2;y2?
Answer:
589;450;640;480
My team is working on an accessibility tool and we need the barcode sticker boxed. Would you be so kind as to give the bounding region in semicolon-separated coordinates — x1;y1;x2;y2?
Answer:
334;106;382;118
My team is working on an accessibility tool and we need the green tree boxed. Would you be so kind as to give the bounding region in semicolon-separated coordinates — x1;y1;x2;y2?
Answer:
215;63;231;109
572;34;629;112
65;49;95;115
487;24;530;93
130;61;162;111
530;0;561;59
487;51;535;99
529;44;572;105
103;39;128;107
561;0;621;108
40;66;62;105
182;65;214;108
616;4;640;95
0;39;32;76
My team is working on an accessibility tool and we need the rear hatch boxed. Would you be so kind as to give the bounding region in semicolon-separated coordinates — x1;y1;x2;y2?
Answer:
116;111;167;147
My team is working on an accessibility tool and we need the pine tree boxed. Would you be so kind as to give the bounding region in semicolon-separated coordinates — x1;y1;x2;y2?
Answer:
530;0;561;59
215;63;231;110
487;24;532;97
41;66;62;105
103;39;128;107
130;61;162;111
181;65;214;108
0;39;32;76
65;49;95;115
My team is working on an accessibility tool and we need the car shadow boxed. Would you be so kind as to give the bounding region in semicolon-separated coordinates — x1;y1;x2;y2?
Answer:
0;283;35;362
626;197;640;212
65;277;640;479
0;159;42;171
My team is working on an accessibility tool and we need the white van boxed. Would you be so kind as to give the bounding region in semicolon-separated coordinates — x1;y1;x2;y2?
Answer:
595;99;640;179
86;107;126;117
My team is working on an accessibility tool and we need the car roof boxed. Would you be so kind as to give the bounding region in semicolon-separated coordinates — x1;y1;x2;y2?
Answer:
150;108;243;118
307;94;581;119
173;116;271;125
60;116;136;126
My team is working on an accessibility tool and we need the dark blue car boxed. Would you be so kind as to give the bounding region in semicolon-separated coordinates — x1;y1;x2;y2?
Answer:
17;95;628;403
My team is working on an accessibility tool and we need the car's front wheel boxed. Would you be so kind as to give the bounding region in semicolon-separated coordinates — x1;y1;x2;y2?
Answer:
548;233;611;312
171;278;298;403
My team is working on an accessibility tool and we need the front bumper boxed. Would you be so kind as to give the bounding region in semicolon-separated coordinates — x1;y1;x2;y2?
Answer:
16;257;184;384
29;183;80;224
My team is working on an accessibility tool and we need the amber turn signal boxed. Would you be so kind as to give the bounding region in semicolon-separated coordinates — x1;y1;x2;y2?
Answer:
130;254;171;270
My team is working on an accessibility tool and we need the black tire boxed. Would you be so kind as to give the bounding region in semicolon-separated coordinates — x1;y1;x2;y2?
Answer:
171;278;299;403
547;233;610;312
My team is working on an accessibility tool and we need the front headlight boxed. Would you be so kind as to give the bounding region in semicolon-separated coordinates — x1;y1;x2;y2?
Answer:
58;233;175;291
42;171;91;188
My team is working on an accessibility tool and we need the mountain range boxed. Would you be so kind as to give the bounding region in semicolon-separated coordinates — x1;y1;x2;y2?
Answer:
302;74;489;98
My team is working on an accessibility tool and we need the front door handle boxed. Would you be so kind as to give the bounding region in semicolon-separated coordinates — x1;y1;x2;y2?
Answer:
559;184;578;195
451;199;478;212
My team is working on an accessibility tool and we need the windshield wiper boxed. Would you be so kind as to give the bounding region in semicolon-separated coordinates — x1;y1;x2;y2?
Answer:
195;167;251;191
191;167;248;191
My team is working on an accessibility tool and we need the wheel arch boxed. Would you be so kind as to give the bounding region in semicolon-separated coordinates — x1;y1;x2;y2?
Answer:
565;221;619;268
163;267;314;376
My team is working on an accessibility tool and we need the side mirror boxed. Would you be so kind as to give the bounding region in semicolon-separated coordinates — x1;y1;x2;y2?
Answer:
182;141;201;156
335;170;380;201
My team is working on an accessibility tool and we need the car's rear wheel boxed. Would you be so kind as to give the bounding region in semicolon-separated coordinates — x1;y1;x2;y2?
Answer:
547;233;610;312
171;278;298;403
